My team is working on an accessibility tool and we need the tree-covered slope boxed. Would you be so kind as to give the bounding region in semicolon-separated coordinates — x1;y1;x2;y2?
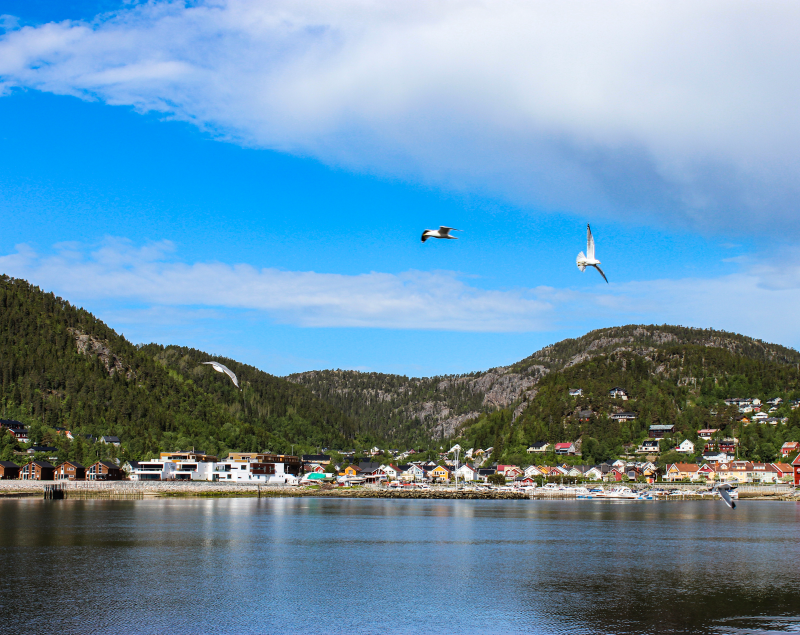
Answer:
289;324;800;446
0;276;354;463
459;343;800;467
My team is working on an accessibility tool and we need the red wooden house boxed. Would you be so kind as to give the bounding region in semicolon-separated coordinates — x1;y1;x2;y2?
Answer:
86;461;124;481
0;461;20;479
19;460;55;480
54;461;86;481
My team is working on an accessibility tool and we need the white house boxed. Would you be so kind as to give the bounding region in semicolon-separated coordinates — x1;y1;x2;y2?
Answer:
524;465;544;478
752;412;769;422
584;467;604;480
379;464;401;480
637;440;659;454
528;442;550;453
403;464;427;482
568;388;583;397
676;440;695;454
455;463;478;482
609;387;629;400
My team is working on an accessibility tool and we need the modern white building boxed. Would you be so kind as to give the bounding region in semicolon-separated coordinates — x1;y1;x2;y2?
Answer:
129;451;301;483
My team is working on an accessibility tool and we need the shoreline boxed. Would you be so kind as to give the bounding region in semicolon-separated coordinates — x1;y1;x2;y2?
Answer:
0;481;796;501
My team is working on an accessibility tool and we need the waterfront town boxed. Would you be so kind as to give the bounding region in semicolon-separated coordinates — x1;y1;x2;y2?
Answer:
2;414;800;488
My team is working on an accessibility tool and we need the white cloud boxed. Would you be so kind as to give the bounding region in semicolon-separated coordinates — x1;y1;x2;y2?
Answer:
2;239;800;351
2;1;800;234
0;240;555;332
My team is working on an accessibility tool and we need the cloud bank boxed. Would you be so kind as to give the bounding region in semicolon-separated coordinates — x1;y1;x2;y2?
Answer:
2;239;800;350
2;1;800;235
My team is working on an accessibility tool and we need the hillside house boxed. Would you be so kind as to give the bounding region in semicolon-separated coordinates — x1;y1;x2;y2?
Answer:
101;436;121;447
569;388;583;396
527;442;550;453
554;443;577;456
649;425;675;439
610;412;637;422
676;440;695;454
781;442;800;457
637;440;659;454
697;429;719;440
576;410;594;422
609;387;629;400
0;419;29;443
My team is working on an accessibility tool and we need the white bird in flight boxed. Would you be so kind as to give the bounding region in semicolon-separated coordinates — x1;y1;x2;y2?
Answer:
576;224;608;283
202;361;240;389
714;482;737;509
421;226;461;243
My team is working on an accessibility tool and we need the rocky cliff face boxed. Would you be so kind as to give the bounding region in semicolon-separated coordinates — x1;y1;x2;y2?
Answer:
287;324;800;441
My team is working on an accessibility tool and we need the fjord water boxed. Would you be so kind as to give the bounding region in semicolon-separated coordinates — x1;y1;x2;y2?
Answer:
1;499;799;635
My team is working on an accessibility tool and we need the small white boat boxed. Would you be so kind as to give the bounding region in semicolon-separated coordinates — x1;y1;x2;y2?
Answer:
603;486;638;499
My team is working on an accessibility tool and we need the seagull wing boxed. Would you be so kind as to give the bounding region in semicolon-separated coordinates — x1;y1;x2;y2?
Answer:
594;264;609;283
587;224;595;260
202;361;240;389
438;226;452;236
717;483;736;509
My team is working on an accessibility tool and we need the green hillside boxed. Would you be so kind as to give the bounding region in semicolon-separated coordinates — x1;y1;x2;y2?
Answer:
460;343;800;467
0;276;355;465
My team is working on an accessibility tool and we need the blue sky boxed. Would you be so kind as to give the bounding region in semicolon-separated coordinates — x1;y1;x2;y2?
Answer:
1;0;799;376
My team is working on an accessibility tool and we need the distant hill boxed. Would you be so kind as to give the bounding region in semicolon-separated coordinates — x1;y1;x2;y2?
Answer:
0;275;355;465
289;325;800;446
462;341;800;467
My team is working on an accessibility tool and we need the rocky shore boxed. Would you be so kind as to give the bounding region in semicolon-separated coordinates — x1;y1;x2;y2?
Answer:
1;480;797;500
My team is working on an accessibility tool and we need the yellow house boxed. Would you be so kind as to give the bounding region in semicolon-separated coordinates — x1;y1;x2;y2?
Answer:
665;463;700;482
429;465;452;482
340;465;361;477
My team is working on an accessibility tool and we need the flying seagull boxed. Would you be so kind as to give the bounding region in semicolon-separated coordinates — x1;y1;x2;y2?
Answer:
576;224;608;283
201;361;240;389
421;226;461;243
713;482;737;509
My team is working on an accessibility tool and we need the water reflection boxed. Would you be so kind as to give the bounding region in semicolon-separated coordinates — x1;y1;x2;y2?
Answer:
0;499;798;634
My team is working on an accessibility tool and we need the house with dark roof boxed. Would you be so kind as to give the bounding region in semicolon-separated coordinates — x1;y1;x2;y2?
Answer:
101;436;121;447
357;462;384;475
649;424;675;439
0;461;20;479
54;461;86;481
301;454;331;465
609;387;629;400
1;419;29;443
610;412;637;422
20;460;55;480
87;460;123;481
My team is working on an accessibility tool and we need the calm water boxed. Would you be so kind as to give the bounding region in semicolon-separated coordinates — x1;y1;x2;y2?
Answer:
1;498;799;634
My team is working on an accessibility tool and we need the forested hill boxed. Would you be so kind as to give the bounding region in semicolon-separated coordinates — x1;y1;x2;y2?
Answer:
461;341;800;467
510;324;800;373
288;325;800;445
0;276;354;463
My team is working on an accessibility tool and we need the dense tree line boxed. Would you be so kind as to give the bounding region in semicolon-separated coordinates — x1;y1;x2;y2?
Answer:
0;276;355;463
